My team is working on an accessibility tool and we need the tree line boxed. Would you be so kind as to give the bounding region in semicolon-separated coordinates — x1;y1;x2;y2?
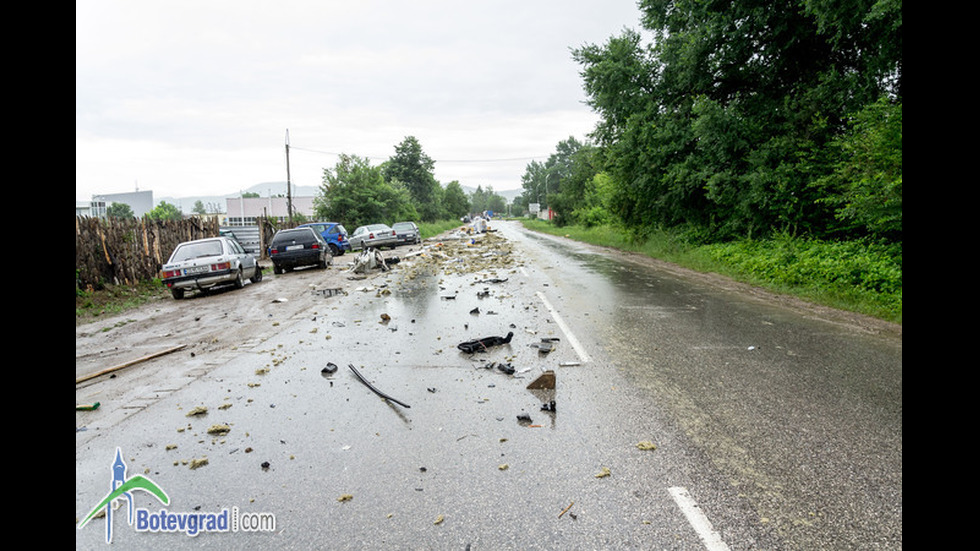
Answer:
312;136;509;229
523;0;901;246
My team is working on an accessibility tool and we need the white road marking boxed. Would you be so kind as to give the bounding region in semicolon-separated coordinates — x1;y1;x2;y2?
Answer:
668;487;732;551
536;291;591;364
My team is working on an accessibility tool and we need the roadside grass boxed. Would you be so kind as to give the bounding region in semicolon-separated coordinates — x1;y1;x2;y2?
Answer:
76;277;170;325
520;219;902;325
419;219;468;239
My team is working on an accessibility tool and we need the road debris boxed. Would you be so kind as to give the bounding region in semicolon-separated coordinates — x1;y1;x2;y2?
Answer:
75;344;188;384
594;467;611;478
76;402;101;411
349;248;394;273
348;364;411;408
558;501;575;518
636;441;657;451
526;370;556;390
457;331;514;354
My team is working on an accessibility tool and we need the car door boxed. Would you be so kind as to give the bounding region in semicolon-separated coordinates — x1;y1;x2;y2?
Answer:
229;238;256;274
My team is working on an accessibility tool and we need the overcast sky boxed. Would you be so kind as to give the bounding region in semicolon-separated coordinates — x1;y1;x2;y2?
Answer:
76;1;644;203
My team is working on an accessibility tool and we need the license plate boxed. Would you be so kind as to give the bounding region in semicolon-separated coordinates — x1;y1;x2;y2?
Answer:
286;244;304;251
185;266;209;274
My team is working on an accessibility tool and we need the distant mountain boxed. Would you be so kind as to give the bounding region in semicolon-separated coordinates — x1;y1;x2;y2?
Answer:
159;182;316;212
161;181;523;213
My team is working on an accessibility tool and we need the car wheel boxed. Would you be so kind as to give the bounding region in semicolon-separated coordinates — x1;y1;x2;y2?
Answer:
274;263;283;275
234;268;245;289
171;288;184;300
251;265;263;283
329;244;339;256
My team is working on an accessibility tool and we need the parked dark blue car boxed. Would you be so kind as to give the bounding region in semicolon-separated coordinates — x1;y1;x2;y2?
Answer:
297;222;351;256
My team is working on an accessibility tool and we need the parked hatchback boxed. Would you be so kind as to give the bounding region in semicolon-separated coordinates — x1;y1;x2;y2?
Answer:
160;236;262;299
348;224;398;250
392;221;421;246
269;227;332;274
296;222;351;256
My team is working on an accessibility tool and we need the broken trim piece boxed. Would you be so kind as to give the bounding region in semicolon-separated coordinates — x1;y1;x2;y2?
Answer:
348;364;411;408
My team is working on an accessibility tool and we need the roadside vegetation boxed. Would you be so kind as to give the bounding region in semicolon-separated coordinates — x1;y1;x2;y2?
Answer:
520;219;901;324
76;274;168;324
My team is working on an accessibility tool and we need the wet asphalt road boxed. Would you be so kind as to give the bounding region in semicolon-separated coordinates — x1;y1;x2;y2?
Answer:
75;221;901;550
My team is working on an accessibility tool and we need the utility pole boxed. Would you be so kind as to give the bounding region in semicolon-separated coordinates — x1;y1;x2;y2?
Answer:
285;129;293;223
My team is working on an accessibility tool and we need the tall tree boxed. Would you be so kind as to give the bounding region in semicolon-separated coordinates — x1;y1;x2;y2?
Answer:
442;181;471;219
574;0;902;241
315;154;417;229
382;136;443;221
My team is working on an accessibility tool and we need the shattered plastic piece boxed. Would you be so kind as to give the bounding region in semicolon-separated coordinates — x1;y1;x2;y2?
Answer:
595;467;611;478
321;363;338;374
457;331;514;354
526;370;556;390
495;362;516;375
541;400;557;412
636;441;657;451
517;413;533;424
76;402;101;411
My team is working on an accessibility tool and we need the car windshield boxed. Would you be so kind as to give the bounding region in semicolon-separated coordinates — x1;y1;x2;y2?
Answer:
393;223;414;230
274;230;311;243
171;240;224;262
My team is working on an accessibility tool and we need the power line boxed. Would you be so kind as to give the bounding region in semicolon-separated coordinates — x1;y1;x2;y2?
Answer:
289;145;547;164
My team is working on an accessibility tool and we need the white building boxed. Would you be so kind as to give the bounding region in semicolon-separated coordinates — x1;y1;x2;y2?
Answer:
80;190;155;218
225;196;315;226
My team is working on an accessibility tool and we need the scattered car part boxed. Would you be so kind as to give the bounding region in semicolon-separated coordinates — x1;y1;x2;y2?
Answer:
526;370;556;390
348;364;411;408
457;332;514;354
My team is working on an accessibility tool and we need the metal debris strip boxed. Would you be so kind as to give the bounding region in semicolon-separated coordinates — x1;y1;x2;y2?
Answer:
312;288;346;297
348;364;411;408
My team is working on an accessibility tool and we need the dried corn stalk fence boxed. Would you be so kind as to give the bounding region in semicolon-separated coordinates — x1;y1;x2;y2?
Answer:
76;216;293;291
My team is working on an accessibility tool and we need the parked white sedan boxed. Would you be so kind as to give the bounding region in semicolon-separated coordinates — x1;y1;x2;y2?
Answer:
160;236;263;299
348;224;398;250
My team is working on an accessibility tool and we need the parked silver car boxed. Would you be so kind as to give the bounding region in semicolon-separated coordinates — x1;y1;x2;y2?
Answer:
348;224;398;250
392;221;421;246
160;236;262;299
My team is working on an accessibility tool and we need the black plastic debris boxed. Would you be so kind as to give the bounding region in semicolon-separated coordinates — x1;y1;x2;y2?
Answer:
487;361;515;375
541;400;557;412
476;278;508;284
321;362;338;374
530;338;560;353
517;413;533;424
457;331;514;354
